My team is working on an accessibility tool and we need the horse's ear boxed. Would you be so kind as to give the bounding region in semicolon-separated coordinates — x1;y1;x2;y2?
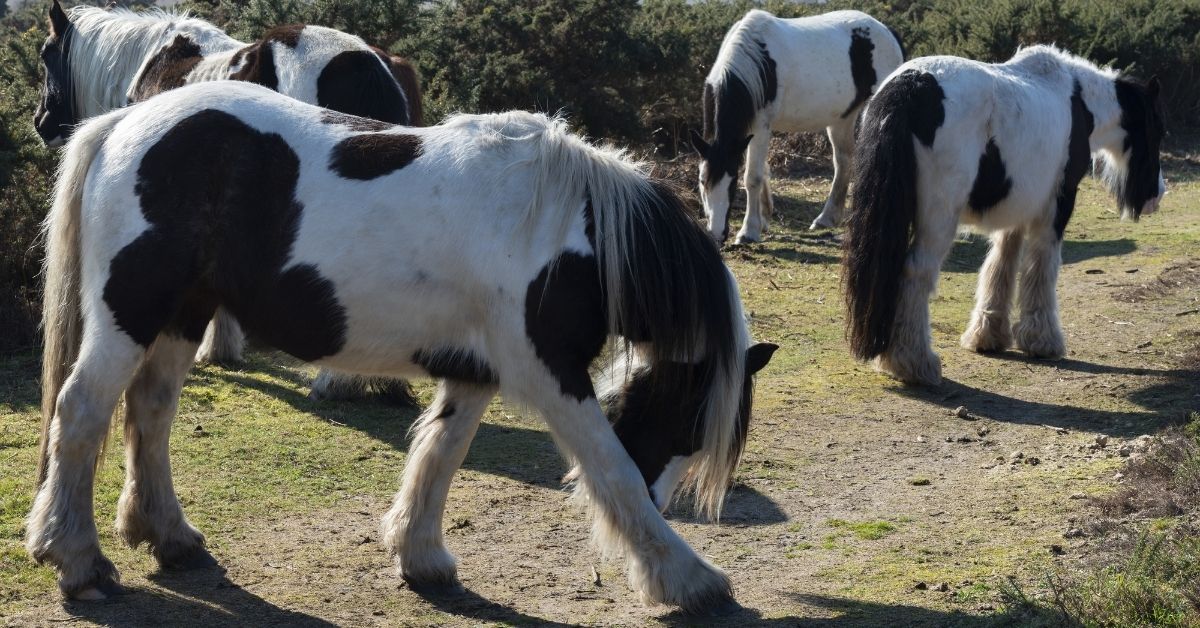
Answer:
746;342;779;375
49;0;70;38
689;129;710;158
1147;76;1161;100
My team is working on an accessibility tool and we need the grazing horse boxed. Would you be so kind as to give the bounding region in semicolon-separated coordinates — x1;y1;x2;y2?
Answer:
690;9;905;244
33;0;423;401
844;45;1165;386
27;81;777;611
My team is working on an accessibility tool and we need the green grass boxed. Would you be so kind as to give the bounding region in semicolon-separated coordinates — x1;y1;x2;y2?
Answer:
827;519;899;541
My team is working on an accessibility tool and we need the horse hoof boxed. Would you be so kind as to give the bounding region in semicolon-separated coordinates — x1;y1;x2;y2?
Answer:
702;598;744;617
159;544;219;571
67;576;127;600
733;235;760;245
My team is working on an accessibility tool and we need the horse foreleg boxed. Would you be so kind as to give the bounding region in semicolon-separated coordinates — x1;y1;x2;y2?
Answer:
27;331;144;599
1013;220;1066;359
195;307;245;365
878;208;957;385
962;228;1024;353
116;335;215;571
811;122;856;229
382;381;495;588
735;131;772;244
537;386;734;613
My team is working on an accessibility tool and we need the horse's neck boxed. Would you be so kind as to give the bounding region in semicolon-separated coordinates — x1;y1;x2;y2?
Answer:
1068;67;1123;150
70;16;241;117
189;47;243;84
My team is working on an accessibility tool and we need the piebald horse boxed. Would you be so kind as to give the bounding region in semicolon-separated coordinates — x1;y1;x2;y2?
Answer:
34;0;423;401
844;45;1165;385
691;9;905;244
28;80;776;612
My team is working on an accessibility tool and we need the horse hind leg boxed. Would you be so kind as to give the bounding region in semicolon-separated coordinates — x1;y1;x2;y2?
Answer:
116;334;216;571
810;122;856;230
1013;220;1066;359
195;307;245;365
381;380;495;588
878;206;958;385
27;325;145;599
962;228;1023;353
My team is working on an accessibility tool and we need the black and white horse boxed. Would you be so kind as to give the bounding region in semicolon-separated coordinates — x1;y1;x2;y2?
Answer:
844;46;1165;385
34;0;423;400
28;81;777;611
690;9;905;244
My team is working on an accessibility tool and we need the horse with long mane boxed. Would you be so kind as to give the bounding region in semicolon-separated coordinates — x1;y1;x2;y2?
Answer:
691;9;904;244
27;80;776;611
844;45;1165;386
34;0;424;401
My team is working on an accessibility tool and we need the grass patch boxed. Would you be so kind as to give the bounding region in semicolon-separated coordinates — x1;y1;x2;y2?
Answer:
908;476;932;486
827;518;898;541
1003;413;1200;627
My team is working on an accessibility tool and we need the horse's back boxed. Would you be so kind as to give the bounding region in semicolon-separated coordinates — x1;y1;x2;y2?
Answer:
763;11;905;130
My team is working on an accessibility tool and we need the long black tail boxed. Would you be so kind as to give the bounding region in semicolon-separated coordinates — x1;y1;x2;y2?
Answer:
843;70;944;361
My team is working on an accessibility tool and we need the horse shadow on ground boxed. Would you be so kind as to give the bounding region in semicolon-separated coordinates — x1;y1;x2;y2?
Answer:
943;236;1137;273
893;353;1198;437
208;356;786;525
57;569;335;628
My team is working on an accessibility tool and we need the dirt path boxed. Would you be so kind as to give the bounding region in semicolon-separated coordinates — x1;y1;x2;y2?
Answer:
3;167;1197;626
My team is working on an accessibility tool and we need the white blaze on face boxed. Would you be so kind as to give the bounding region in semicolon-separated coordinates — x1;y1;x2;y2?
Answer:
650;454;694;513
699;170;733;243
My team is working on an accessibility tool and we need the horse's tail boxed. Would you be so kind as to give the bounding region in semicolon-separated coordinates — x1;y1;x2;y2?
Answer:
844;70;938;362
525;116;748;518
37;107;130;487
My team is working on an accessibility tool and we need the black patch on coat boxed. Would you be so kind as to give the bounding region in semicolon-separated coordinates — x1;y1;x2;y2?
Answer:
263;24;305;48
130;35;202;102
841;27;877;118
1053;81;1095;240
229;42;278;90
33;22;75;144
412;348;498;385
1113;78;1166;218
523;252;607;401
317;50;409;125
104;109;347;360
329;133;423;180
968;139;1012;212
701;40;778;190
319;110;395;132
843;70;944;361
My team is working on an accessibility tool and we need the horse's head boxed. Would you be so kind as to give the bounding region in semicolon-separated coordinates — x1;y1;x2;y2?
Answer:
1109;76;1167;219
605;342;777;513
691;130;752;245
34;0;75;147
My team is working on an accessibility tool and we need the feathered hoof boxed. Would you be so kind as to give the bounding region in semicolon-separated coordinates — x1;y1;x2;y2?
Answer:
877;348;942;386
633;552;735;614
398;547;459;592
733;234;761;245
961;316;1013;353
1014;320;1066;360
62;555;126;601
809;216;837;230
